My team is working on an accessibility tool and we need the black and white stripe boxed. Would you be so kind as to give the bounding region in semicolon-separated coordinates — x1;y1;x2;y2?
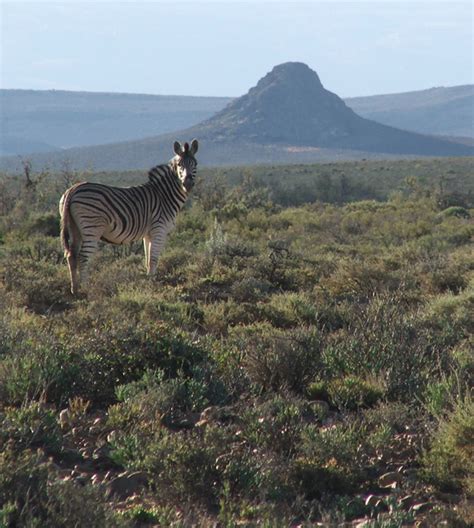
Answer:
59;139;198;294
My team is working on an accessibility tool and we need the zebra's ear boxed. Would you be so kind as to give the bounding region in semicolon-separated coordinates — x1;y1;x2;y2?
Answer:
190;139;199;155
173;141;183;156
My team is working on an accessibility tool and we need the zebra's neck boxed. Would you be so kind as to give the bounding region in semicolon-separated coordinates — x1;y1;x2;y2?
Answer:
146;162;188;205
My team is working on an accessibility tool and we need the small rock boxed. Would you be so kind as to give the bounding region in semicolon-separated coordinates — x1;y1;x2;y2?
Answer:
93;416;104;425
59;409;70;429
353;520;370;528
199;406;220;422
365;494;382;508
399;495;416;509
74;474;88;486
321;411;339;427
411;502;435;514
174;418;194;429
403;468;419;479
436;492;461;503
107;430;117;443
92;445;110;459
414;520;431;528
105;471;149;500
79;447;92;459
88;425;101;436
378;471;403;488
71;427;81;437
91;473;102;485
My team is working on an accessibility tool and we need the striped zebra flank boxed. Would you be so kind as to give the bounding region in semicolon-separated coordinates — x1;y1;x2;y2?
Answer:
59;139;198;294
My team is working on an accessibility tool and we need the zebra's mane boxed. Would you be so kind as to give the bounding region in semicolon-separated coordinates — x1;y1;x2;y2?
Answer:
147;160;177;184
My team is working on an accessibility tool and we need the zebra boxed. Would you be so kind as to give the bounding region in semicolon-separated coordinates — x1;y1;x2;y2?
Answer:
59;139;198;294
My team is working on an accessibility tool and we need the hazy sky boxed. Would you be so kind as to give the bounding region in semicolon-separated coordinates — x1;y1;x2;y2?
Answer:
1;1;472;97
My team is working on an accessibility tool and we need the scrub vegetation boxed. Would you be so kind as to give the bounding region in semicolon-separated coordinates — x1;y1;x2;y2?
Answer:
0;157;473;526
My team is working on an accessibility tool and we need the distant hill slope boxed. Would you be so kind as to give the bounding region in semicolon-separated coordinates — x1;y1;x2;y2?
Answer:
346;85;474;138
1;82;472;159
0;135;61;156
0;89;232;154
1;63;473;172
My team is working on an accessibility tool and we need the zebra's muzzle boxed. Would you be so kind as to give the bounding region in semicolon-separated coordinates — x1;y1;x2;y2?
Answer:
184;177;195;191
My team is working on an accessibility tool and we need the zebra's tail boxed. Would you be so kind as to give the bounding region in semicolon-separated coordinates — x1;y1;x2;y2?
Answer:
59;183;83;257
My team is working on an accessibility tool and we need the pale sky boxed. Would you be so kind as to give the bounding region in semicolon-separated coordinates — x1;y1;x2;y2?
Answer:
1;1;472;97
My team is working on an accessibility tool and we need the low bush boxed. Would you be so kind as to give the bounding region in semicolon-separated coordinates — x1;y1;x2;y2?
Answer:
306;375;385;411
421;396;474;494
0;448;124;527
230;324;322;393
0;402;62;453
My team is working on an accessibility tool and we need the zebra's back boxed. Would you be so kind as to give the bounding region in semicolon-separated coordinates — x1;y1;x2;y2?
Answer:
69;182;159;244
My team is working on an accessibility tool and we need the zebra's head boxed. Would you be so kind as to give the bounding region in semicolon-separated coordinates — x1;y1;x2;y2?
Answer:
173;139;199;191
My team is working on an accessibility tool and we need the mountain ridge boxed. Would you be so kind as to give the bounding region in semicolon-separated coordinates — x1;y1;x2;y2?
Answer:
1;63;473;170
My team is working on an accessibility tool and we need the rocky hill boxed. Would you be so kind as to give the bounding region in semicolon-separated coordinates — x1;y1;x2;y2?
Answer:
193;63;473;156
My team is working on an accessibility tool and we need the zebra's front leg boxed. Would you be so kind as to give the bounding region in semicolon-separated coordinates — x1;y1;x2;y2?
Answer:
147;234;167;275
77;238;100;290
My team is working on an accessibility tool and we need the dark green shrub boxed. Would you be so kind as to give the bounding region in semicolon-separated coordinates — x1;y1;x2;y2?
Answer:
422;289;473;335
140;426;224;505
0;343;81;407
362;402;414;433
0;449;125;527
111;366;224;430
293;421;368;498
21;212;61;237
2;256;70;313
121;505;162;524
319;293;452;399
290;460;353;499
437;206;470;219
242;396;312;456
306;375;385;411
230;276;272;303
71;323;208;406
231;324;322;393
157;248;195;285
421;396;474;494
0;402;62;453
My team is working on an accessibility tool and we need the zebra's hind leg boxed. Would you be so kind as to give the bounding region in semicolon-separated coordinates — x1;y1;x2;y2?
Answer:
143;235;151;274
77;238;100;290
68;252;80;295
65;221;82;295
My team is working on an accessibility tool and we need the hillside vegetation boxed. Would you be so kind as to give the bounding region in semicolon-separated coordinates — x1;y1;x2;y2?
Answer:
0;158;473;526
